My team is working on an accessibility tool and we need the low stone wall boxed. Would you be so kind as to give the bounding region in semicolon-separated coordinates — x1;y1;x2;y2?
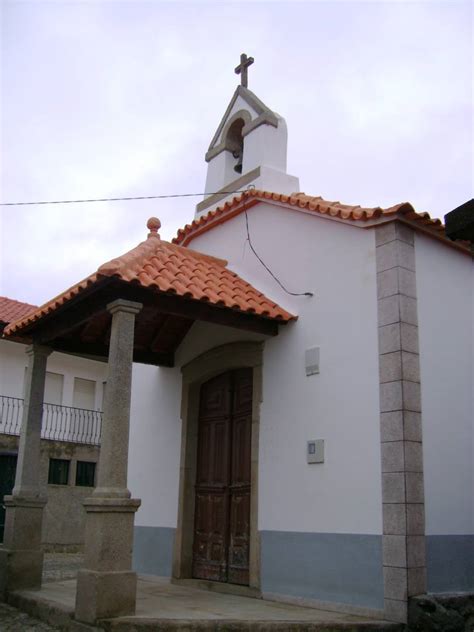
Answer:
0;435;100;550
408;593;474;631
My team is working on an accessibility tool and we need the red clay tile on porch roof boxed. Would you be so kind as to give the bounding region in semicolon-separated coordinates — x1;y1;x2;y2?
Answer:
0;296;38;325
4;218;295;337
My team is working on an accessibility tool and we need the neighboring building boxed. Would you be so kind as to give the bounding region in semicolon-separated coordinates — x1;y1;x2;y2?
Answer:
0;296;106;550
1;64;472;626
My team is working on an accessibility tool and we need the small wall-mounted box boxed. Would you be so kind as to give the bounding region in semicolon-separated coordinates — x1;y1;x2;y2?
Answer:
305;347;320;376
307;439;324;464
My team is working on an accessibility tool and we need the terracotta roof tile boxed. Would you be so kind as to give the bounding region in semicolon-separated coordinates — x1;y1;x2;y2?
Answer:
173;189;454;247
4;218;294;337
0;296;38;325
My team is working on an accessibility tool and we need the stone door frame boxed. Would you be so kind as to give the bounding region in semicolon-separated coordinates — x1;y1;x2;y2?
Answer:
172;341;264;591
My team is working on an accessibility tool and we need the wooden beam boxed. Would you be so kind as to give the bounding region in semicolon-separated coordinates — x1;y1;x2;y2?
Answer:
109;281;281;337
150;314;172;352
50;338;175;367
31;277;282;345
34;280;117;344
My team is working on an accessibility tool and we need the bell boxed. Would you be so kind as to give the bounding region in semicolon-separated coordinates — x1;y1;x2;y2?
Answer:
233;151;243;174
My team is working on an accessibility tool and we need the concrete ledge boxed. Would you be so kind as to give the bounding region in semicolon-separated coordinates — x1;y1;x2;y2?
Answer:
7;588;75;628
99;619;403;631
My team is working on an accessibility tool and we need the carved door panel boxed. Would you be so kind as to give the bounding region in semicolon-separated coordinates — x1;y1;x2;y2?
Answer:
192;369;252;585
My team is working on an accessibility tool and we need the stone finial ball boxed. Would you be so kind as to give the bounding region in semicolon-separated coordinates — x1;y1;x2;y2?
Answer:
147;217;161;235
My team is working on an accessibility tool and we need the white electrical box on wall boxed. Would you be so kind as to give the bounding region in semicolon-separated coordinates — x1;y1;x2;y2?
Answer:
307;439;324;464
305;346;320;376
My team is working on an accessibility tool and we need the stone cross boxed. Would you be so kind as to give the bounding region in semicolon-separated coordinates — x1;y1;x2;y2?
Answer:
235;53;254;88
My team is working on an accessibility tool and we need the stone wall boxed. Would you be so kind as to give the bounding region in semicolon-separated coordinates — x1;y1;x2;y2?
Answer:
0;434;99;551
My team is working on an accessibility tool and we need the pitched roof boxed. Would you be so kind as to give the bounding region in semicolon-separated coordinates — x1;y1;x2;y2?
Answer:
4;218;294;337
0;296;38;326
174;189;461;250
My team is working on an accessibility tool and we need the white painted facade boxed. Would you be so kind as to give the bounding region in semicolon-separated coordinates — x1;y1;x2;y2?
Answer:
415;233;474;536
129;204;383;536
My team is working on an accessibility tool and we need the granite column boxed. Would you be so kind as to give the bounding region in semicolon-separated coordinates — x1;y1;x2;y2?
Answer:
75;299;142;624
0;344;51;597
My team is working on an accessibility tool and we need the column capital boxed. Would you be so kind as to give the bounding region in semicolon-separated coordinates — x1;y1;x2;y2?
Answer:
25;344;52;358
107;299;143;316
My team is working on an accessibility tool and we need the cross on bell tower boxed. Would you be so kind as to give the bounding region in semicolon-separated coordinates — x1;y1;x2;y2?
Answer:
234;53;254;88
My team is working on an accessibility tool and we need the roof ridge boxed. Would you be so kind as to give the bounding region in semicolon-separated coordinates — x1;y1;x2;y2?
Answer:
173;189;455;249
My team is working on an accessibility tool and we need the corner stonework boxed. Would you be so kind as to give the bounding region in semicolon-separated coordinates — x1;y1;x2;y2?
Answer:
375;222;427;624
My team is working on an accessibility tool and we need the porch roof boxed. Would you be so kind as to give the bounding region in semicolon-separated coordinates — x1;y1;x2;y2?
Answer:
3;218;294;366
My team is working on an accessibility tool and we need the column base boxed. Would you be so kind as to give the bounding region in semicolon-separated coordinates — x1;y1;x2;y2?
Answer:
0;547;44;599
0;495;47;599
75;568;137;624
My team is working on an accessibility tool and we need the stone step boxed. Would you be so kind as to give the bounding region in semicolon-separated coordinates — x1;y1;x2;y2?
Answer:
99;619;403;631
7;583;404;632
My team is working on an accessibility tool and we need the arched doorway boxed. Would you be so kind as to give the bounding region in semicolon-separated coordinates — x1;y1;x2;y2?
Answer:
192;369;252;585
173;341;263;592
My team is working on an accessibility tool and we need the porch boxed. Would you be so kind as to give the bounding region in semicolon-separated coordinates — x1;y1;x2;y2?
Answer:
7;572;402;631
0;217;298;625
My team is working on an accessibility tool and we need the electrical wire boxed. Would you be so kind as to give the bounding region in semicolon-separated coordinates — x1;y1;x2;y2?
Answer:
0;189;250;207
2;186;314;298
244;209;314;298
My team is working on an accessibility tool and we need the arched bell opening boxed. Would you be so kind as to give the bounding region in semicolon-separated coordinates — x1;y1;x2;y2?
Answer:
225;118;245;174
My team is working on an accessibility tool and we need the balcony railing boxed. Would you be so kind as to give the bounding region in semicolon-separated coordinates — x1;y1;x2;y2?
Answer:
0;395;102;446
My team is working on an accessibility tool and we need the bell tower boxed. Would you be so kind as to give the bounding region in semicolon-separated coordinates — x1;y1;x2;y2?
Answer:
195;54;300;218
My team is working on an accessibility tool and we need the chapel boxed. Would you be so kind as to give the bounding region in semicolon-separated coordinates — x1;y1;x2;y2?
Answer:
1;55;472;627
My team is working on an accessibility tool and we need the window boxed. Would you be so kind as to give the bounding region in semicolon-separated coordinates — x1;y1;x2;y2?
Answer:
73;378;96;410
24;369;63;405
48;458;70;485
44;372;64;405
75;461;96;487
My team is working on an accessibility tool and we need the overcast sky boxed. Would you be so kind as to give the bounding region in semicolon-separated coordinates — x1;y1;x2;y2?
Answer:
1;0;472;306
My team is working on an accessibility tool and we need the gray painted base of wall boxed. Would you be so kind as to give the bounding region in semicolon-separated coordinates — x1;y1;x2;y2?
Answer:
133;526;175;577
133;527;385;611
260;531;384;610
427;535;474;593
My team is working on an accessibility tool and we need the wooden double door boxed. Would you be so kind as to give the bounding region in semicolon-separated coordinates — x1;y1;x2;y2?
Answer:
192;368;252;585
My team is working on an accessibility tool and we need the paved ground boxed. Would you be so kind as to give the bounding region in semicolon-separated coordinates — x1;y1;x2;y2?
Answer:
0;553;82;631
0;602;60;631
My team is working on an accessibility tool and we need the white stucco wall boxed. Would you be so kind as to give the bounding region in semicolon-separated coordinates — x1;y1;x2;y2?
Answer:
129;322;267;529
0;339;107;410
129;202;383;536
242;118;288;174
128;362;181;528
191;204;382;535
415;233;473;536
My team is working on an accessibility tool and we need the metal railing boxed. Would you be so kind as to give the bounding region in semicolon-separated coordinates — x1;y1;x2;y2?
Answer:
0;395;102;446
